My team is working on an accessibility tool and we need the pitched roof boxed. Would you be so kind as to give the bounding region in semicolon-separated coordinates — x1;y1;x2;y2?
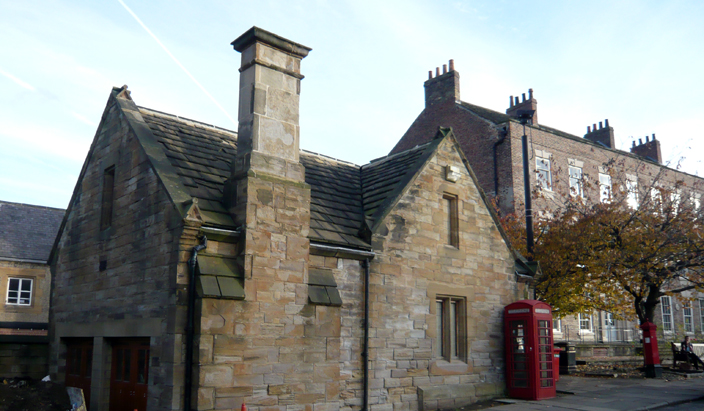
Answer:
117;93;453;250
0;201;65;262
138;107;238;228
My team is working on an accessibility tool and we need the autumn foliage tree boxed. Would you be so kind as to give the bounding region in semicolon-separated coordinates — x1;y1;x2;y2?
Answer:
498;160;704;325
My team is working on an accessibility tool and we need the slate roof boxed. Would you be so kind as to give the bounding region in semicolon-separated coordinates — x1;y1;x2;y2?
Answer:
132;103;446;250
139;108;238;228
0;201;65;262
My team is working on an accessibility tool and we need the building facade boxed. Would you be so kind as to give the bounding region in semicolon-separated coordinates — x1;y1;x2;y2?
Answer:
49;28;533;411
0;200;64;378
391;61;704;348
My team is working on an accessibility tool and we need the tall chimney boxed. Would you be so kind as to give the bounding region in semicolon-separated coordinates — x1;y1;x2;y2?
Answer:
506;89;538;125
424;59;460;108
230;27;311;180
630;134;662;164
584;118;615;148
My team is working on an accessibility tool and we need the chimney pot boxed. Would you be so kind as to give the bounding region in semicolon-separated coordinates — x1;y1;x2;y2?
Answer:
605;119;610;127
652;133;656;140
593;123;597;131
443;64;447;74
522;93;526;102
529;88;533;99
515;96;519;105
449;59;454;71
632;140;636;147
599;121;603;129
646;136;650;143
428;70;432;80
509;96;514;107
436;67;440;76
639;138;643;145
587;126;591;133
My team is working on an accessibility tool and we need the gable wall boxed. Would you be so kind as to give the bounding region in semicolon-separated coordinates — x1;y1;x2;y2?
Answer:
49;98;184;411
369;138;528;411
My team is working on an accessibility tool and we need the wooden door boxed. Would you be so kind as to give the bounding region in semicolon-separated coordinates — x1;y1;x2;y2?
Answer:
65;338;93;409
110;338;150;411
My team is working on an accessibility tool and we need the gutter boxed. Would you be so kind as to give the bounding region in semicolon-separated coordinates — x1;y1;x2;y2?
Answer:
185;235;207;411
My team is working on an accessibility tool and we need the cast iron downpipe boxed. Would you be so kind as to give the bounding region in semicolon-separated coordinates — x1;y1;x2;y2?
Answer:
362;258;371;411
185;235;207;411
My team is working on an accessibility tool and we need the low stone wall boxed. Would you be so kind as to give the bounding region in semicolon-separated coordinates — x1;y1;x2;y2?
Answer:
575;343;640;359
0;342;49;379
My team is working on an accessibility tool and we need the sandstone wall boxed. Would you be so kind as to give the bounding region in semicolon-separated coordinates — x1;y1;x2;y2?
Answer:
49;96;184;411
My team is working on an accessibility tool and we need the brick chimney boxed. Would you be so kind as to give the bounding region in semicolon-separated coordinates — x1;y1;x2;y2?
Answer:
424;60;460;108
506;89;538;125
584;119;615;148
630;134;662;164
230;26;311;180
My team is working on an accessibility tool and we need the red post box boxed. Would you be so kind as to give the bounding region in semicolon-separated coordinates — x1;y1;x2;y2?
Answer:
504;300;556;400
640;321;662;378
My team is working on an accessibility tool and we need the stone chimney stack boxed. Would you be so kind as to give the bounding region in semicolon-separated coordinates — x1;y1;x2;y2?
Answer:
584;119;615;148
230;26;311;181
506;89;538;125
630;134;662;164
424;60;460;108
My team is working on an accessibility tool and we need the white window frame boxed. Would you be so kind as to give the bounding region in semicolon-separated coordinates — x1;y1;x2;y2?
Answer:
578;313;592;333
599;173;612;203
568;165;584;198
553;318;562;333
683;302;694;334
536;156;552;191
6;278;33;306
699;298;704;332
627;179;639;209
604;312;615;327
661;296;673;333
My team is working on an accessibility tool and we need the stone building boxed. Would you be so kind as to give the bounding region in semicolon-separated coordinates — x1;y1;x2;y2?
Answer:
391;61;704;348
49;28;533;411
0;200;64;378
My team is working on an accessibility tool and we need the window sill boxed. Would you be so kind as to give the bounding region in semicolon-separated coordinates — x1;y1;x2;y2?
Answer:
430;359;469;375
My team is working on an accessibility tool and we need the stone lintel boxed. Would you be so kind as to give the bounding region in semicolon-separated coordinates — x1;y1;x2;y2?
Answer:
232;26;311;59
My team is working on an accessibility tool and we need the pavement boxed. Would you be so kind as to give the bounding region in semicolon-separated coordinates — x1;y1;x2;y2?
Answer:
489;373;704;410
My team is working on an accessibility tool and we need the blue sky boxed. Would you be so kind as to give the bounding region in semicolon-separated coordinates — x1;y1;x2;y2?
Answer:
1;0;703;209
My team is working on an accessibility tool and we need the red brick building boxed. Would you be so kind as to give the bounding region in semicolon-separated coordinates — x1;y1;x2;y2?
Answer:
391;61;704;348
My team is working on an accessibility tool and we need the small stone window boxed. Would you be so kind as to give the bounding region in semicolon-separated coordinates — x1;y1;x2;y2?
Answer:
308;268;342;307
435;295;466;361
100;166;115;231
6;278;33;305
443;194;459;248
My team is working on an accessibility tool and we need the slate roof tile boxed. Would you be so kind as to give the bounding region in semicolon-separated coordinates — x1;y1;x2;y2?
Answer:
0;201;65;262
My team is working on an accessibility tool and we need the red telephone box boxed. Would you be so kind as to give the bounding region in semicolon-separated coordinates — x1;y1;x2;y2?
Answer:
504;300;556;400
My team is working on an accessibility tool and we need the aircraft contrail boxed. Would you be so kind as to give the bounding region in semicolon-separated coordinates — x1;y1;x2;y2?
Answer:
117;0;237;127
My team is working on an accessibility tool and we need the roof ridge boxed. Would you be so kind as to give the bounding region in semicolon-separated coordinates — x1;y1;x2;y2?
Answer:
301;149;360;167
138;106;237;136
362;141;433;169
0;200;65;211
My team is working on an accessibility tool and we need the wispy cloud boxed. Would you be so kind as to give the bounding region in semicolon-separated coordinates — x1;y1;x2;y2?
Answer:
71;111;97;127
117;0;237;127
0;68;36;91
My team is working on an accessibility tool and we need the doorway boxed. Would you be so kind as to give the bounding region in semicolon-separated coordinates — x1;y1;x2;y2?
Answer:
109;338;150;411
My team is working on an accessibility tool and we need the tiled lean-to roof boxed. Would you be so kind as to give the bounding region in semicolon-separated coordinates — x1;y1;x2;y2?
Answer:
129;99;446;250
0;201;65;262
